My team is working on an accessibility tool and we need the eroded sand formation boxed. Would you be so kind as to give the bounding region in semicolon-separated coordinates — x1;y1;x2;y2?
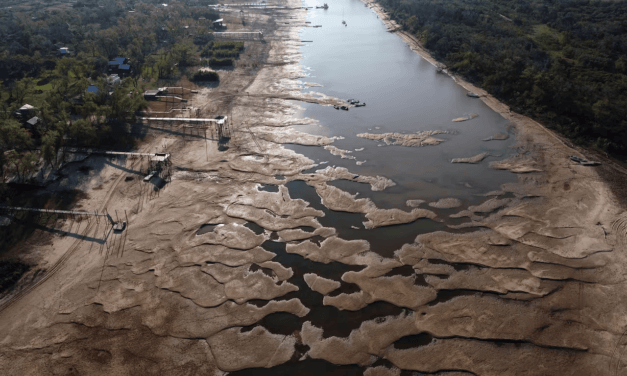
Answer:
428;197;462;209
357;130;452;147
483;132;510;141
451;151;489;164
1;0;627;375
452;113;478;122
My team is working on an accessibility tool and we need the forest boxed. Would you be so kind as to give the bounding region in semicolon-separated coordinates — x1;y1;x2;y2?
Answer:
378;0;627;156
0;0;221;183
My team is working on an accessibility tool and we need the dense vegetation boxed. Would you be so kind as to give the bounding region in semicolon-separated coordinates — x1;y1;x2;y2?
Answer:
0;0;229;183
379;0;627;155
0;260;29;292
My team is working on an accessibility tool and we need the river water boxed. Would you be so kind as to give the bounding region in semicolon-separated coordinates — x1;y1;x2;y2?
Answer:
287;0;516;210
234;1;518;374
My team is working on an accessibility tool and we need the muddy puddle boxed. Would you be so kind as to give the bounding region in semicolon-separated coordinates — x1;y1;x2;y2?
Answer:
253;240;404;338
286;180;476;257
229;358;363;376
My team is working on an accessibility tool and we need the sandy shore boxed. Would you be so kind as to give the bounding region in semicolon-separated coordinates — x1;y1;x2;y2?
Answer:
1;0;627;375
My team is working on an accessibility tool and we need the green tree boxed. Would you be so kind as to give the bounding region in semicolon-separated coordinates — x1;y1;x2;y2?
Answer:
69;119;97;146
41;130;61;168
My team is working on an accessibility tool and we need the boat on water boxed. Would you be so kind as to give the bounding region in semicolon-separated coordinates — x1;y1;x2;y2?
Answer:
315;3;328;9
467;92;480;98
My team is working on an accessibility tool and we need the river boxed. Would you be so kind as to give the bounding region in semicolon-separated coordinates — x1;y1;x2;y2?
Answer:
287;0;516;211
232;0;519;374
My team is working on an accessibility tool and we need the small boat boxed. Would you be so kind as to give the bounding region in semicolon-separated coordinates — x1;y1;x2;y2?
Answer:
570;155;601;166
316;3;328;9
466;92;480;98
355;103;366;107
340;105;349;111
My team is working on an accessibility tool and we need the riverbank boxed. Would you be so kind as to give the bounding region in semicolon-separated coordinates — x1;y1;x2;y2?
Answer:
364;0;627;191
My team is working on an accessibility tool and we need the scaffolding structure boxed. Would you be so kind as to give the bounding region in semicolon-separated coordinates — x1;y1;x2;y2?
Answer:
140;116;231;150
0;206;113;224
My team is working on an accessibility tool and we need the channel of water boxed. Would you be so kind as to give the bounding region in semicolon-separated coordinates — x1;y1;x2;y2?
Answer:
232;0;520;373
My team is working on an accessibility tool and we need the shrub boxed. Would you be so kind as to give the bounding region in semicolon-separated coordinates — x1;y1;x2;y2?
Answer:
209;57;234;66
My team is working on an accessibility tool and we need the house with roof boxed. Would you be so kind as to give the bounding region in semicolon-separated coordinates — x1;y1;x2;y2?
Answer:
15;104;37;120
26;116;41;129
85;75;121;98
107;57;133;76
86;85;100;95
213;18;225;29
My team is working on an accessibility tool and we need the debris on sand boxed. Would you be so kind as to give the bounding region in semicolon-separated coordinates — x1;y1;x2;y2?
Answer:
451;152;489;164
428;197;462;209
483;133;509;141
357;130;452;147
452;114;478;122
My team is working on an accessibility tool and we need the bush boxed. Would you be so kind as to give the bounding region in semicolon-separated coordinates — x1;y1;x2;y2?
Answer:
209;57;234;66
192;70;219;81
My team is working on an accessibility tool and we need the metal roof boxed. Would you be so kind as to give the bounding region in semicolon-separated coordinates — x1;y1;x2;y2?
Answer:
109;57;126;65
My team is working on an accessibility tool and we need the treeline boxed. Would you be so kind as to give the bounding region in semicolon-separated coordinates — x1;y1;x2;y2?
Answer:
379;0;627;154
0;0;219;80
0;0;227;182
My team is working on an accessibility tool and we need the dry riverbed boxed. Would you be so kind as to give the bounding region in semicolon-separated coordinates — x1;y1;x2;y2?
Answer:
1;0;627;375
